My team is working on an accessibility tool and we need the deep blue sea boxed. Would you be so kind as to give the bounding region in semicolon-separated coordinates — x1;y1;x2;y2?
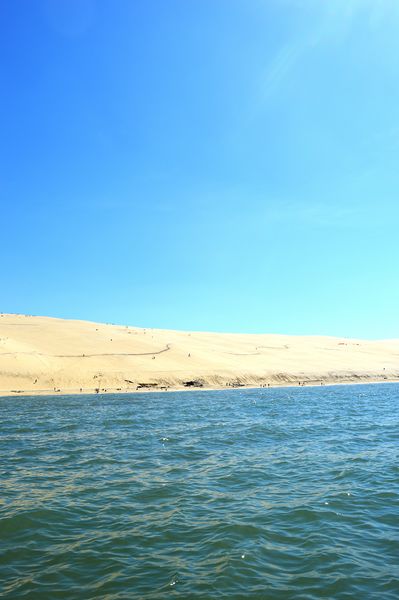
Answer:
1;384;398;599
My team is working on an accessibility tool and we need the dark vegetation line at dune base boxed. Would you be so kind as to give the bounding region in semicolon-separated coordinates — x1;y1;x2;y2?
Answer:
3;375;399;397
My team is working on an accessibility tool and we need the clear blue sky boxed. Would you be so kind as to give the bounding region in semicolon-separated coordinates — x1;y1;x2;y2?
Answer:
1;0;399;338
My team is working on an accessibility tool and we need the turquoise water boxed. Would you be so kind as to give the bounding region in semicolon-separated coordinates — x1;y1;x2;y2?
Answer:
1;385;398;599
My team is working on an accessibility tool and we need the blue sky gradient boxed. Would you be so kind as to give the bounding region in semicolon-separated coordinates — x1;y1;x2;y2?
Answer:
1;0;399;337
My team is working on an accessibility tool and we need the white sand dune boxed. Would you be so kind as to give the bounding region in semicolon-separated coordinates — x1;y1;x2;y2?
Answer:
0;313;398;396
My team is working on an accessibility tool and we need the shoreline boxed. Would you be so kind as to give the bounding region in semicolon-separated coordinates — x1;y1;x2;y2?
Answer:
2;314;399;399
1;376;399;399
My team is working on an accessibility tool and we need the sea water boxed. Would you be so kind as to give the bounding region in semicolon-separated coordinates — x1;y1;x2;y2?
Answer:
0;384;398;599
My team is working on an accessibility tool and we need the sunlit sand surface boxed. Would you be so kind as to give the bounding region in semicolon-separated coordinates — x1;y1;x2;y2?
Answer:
0;314;398;396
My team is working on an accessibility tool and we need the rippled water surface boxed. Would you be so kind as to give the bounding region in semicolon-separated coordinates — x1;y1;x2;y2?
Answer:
1;384;399;599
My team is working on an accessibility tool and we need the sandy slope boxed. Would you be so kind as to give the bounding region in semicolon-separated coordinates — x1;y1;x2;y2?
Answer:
0;313;398;396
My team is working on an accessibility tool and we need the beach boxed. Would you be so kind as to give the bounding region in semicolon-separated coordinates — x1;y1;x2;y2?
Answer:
1;313;398;397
